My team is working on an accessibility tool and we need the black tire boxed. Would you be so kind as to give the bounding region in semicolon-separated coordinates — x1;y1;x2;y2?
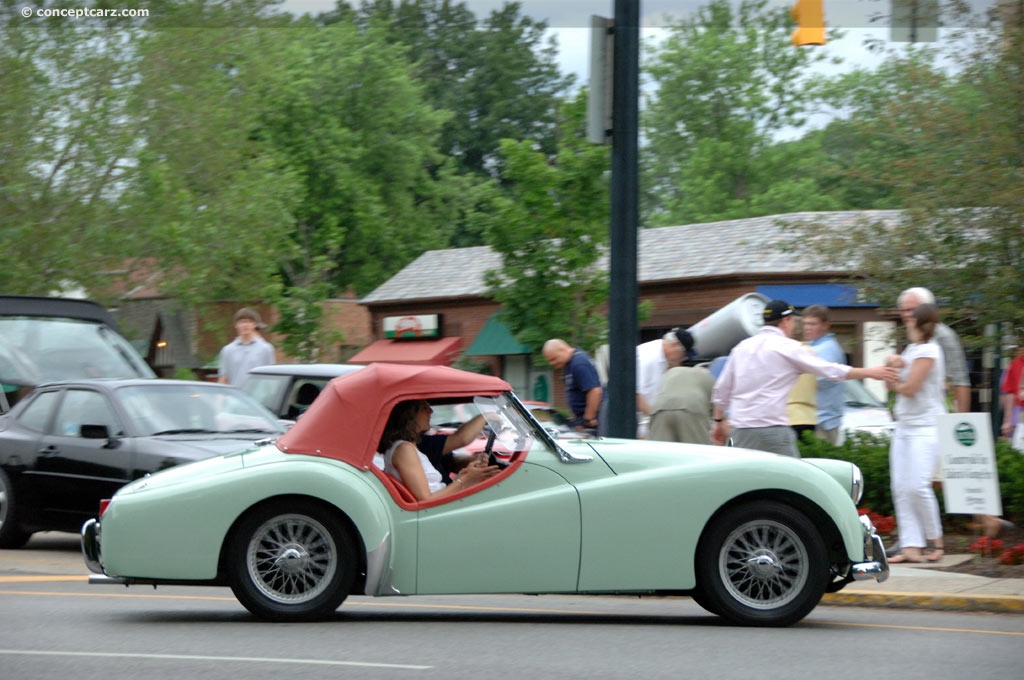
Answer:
689;588;721;616
0;468;32;549
695;501;829;627
226;499;356;621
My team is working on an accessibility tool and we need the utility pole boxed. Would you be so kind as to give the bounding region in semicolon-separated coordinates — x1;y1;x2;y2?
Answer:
606;0;640;438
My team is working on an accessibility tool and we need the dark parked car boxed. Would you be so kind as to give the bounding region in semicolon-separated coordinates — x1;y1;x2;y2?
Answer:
240;364;363;423
1;295;154;414
0;378;284;548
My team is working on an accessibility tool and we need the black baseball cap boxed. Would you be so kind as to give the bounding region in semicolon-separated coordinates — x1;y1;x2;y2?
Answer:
763;300;801;323
672;328;695;352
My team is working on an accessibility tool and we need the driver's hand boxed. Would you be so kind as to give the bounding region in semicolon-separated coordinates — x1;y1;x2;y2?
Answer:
460;459;500;485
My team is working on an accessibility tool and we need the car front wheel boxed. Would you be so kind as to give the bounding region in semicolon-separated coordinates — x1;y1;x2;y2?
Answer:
226;499;356;621
695;501;828;627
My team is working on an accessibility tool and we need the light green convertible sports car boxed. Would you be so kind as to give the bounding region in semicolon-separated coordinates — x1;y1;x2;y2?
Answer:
83;364;888;627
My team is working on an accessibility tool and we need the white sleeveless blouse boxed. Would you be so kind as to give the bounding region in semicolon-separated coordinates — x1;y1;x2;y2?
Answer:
382;440;444;493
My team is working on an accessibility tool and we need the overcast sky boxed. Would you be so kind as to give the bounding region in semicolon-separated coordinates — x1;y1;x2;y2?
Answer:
281;0;993;28
279;0;999;81
277;0;995;134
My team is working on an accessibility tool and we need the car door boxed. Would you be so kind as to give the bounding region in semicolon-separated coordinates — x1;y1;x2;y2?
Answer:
32;387;134;524
414;446;584;595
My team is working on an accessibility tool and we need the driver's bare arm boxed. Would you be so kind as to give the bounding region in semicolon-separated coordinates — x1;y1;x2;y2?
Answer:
443;414;487;454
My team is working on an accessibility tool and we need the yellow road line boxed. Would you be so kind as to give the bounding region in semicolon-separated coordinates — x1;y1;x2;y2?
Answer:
0;575;88;583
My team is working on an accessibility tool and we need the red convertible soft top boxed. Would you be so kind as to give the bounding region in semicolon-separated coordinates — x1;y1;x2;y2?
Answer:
276;363;512;468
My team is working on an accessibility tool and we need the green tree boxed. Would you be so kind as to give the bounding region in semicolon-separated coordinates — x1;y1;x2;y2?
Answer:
477;95;610;352
0;5;143;296
329;0;572;179
642;0;841;226
120;1;457;362
324;1;573;248
119;4;299;307
783;4;1024;336
252;18;451;298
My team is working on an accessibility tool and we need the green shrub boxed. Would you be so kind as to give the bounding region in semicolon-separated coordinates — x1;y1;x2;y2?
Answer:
995;441;1024;524
798;433;1023;527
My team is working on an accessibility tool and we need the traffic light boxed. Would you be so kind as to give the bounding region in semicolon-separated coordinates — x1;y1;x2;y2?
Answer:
791;0;826;47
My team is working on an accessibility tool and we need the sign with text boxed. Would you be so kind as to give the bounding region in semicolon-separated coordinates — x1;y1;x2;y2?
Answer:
383;314;440;339
938;413;1002;515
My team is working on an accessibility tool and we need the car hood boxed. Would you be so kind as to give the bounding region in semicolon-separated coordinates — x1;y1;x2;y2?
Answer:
577;438;858;500
581;437;778;474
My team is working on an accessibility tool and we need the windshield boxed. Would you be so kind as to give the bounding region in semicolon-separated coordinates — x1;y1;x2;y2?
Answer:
470;393;556;459
116;383;283;437
845;378;886;408
240;373;290;415
0;317;154;384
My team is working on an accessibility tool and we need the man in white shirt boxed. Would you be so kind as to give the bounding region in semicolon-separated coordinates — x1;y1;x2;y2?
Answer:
635;330;689;437
712;300;896;457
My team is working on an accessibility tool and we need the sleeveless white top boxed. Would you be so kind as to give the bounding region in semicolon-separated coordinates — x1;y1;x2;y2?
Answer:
382;439;444;493
894;339;947;428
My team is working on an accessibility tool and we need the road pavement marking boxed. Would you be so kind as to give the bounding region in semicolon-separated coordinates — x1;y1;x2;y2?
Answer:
817;620;1024;637
0;649;431;670
0;575;87;583
0;588;236;600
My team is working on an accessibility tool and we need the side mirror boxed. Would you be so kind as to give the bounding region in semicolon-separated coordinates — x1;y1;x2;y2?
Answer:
80;424;120;448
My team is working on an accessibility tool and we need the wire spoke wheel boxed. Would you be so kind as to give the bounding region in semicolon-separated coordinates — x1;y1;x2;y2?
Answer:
695;501;827;627
227;499;355;621
247;513;338;605
719;519;808;609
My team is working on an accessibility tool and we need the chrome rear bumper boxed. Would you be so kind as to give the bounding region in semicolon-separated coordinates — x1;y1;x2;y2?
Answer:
81;519;104;575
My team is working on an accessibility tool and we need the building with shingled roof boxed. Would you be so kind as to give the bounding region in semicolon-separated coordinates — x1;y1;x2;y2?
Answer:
356;211;906;402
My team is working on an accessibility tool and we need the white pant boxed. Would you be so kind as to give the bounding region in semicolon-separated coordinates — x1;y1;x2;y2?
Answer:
890;425;943;548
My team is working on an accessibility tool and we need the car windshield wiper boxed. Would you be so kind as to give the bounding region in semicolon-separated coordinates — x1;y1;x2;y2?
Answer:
151;428;220;436
224;428;279;434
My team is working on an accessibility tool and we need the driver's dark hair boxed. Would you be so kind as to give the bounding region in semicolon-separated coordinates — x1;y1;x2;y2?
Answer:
378;400;426;453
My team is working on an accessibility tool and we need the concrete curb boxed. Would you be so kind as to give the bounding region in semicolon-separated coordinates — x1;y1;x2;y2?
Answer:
822;590;1024;614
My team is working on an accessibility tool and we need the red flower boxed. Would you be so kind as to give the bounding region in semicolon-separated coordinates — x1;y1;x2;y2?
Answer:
999;544;1024;566
970;537;1007;558
858;508;896;537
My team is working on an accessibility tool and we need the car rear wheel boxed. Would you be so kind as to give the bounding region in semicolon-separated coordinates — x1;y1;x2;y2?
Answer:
0;468;32;549
695;501;828;627
226;499;356;621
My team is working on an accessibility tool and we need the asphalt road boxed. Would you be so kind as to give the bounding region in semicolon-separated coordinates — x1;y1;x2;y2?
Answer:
2;533;1023;680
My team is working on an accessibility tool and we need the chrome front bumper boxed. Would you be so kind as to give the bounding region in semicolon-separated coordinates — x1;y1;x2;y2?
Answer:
850;515;890;583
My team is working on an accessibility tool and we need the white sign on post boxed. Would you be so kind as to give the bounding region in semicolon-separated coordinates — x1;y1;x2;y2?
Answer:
938;413;1003;515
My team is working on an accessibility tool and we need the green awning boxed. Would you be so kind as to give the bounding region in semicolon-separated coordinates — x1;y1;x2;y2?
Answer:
465;314;532;356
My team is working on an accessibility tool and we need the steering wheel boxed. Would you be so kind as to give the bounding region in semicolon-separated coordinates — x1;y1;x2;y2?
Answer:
482;428;508;469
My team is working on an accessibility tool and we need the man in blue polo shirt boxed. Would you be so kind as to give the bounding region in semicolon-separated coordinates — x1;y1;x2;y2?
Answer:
801;304;847;444
542;338;603;434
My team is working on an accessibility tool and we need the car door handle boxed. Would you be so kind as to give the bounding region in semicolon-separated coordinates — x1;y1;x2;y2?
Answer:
38;445;61;457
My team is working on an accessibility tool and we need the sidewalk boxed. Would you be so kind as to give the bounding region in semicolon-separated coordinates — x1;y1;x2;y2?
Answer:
822;553;1024;614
